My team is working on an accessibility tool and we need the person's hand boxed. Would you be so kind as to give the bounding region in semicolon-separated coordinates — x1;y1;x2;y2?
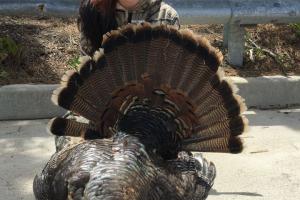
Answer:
118;0;139;10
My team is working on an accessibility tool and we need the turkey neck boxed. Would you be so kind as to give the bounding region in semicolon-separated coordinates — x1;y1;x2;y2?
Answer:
116;104;180;159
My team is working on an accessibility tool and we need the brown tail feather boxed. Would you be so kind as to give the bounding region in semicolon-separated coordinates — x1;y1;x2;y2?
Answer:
50;23;247;154
112;28;137;83
51;87;103;122
193;116;247;138
182;137;243;153
48;117;100;139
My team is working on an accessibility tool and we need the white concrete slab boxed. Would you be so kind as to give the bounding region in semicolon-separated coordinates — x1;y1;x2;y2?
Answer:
228;76;300;109
207;109;300;200
0;109;299;200
0;84;66;120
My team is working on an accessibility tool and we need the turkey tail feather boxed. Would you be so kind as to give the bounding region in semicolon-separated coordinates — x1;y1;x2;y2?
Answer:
50;23;247;155
49;117;101;139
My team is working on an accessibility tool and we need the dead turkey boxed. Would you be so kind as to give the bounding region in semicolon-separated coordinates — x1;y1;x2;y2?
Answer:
33;23;248;200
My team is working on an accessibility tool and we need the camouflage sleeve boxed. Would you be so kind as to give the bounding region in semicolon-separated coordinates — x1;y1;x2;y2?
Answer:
146;2;180;28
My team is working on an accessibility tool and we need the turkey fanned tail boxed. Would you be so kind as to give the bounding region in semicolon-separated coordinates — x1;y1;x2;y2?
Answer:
51;23;247;154
34;23;247;200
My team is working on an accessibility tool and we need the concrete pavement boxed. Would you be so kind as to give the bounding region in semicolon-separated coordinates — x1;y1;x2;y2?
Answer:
0;119;54;200
206;109;300;200
0;109;300;200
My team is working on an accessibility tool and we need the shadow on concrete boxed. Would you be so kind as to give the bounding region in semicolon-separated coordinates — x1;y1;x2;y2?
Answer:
210;189;263;197
245;109;300;131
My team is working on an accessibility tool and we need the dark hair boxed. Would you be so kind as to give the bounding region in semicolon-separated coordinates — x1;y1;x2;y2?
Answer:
91;0;118;18
78;0;118;55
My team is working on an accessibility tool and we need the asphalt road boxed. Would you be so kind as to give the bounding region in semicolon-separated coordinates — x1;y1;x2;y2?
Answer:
0;109;299;200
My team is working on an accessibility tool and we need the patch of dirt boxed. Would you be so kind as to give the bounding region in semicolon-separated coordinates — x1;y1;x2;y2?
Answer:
0;15;79;85
186;24;300;77
0;15;299;85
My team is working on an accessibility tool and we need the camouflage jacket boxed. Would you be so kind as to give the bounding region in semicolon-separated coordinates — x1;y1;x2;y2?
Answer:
115;0;179;27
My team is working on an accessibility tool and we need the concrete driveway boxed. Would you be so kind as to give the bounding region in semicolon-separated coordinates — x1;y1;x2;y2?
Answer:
0;109;299;200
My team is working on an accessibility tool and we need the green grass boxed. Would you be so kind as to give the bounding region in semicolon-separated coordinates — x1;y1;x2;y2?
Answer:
0;36;23;66
290;23;300;37
67;55;80;71
0;69;9;78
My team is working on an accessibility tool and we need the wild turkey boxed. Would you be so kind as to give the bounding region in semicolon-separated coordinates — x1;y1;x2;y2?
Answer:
33;23;248;200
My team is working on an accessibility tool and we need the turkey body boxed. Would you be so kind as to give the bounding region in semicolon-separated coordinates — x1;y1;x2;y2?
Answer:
33;24;247;200
34;135;215;200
